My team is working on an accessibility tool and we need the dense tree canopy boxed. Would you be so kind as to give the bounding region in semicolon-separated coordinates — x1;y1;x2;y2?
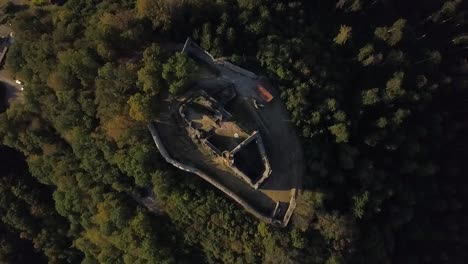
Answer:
1;0;468;263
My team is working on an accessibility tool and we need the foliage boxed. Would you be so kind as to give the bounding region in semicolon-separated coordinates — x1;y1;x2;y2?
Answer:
137;44;163;95
334;25;352;45
374;19;406;46
0;0;468;263
328;123;349;143
162;53;199;95
128;93;154;122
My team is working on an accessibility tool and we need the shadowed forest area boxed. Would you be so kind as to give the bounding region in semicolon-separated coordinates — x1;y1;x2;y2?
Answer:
0;0;468;263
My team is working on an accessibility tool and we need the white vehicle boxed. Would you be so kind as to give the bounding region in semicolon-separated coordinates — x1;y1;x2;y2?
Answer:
15;79;22;85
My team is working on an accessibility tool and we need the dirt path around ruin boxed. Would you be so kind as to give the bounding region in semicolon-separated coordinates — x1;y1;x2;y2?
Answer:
215;66;304;203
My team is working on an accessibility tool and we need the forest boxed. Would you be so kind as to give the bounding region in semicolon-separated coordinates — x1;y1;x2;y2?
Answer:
0;0;467;263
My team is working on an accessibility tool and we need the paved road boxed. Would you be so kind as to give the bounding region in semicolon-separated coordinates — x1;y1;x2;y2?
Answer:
0;70;22;106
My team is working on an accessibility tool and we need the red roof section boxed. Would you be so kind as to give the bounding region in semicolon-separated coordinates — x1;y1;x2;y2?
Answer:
256;83;274;103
